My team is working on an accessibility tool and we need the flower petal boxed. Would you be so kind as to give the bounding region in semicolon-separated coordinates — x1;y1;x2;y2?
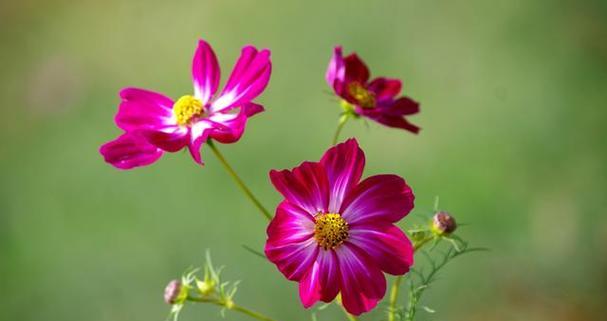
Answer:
269;161;330;215
356;97;420;133
326;46;345;92
192;39;220;104
379;97;420;116
206;111;246;144
362;112;420;134
205;102;264;144
367;77;402;100
265;237;319;282
99;133;163;170
264;201;319;283
187;120;214;164
115;88;174;132
347;223;413;275
267;201;315;246
242;102;265;117
336;244;386;315
211;46;271;113
320;138;365;213
141;126;189;152
341;174;414;225
298;249;340;308
343;53;370;85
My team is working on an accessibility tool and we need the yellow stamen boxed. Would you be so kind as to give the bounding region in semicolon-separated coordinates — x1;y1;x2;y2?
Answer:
314;213;349;250
347;82;376;108
173;95;204;125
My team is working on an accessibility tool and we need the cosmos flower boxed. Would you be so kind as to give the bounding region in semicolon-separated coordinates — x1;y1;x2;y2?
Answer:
265;139;415;315
100;39;271;169
326;46;420;133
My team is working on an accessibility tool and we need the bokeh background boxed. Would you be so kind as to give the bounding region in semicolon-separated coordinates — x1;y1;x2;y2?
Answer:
1;0;606;320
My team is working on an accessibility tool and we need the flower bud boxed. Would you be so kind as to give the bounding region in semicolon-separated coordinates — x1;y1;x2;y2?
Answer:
432;211;457;235
164;279;186;305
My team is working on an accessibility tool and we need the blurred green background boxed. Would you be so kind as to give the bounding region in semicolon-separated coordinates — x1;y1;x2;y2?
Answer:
1;0;606;320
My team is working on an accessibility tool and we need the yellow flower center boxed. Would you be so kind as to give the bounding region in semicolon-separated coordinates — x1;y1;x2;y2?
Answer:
347;82;376;108
173;95;204;125
314;213;349;250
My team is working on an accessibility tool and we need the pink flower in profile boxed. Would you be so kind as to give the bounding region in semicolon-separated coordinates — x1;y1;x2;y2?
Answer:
326;46;420;133
265;139;415;315
100;40;271;169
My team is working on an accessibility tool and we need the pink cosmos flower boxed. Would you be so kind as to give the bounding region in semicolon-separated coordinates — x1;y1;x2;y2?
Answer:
100;40;271;169
265;139;415;315
326;46;420;133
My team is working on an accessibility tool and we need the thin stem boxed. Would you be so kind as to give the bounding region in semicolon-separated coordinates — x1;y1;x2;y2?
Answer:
187;296;277;321
332;113;351;145
387;235;434;321
387;275;403;321
207;140;272;221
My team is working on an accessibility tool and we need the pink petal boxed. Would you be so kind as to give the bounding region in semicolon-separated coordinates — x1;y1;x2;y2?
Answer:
361;112;420;134
267;201;315;246
265;237;319;281
206;111;247;144
343;53;370;85
341;174;414;226
141;126;189;152
205;102;264;144
242;102;265;117
336;245;386;315
299;258;322;308
115;88;174;132
211;46;271;113
298;250;340;308
187;120;214;164
192;39;220;105
367;77;402;100
269;162;330;215
325;46;345;92
347;223;413;275
356;97;420;133
379;97;420;116
99;133;163;170
320;138;365;213
317;250;340;302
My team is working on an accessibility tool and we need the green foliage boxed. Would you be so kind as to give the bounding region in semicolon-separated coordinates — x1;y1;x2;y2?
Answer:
167;251;241;321
396;238;488;321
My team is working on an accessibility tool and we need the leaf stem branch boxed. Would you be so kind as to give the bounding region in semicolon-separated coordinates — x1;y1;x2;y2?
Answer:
187;296;277;321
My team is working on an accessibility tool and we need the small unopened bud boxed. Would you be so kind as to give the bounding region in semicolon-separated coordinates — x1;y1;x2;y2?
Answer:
432;211;457;235
164;280;186;304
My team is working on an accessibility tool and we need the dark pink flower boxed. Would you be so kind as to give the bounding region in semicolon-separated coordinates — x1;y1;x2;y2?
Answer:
100;40;271;169
326;47;420;133
265;139;414;315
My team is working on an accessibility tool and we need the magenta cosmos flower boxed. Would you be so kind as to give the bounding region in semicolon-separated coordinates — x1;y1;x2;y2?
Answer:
265;139;414;315
326;46;420;133
100;39;271;169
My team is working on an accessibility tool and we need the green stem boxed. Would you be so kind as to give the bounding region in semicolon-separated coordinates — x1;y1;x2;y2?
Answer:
332;113;351;145
207;141;272;221
187;296;277;321
387;235;434;321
